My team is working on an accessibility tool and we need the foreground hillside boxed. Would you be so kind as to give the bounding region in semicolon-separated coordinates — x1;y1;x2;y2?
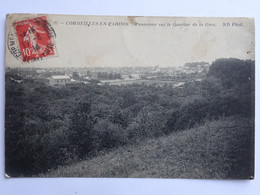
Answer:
45;117;254;179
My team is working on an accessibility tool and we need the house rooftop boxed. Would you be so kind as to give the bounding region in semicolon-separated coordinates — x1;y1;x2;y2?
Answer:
51;75;70;80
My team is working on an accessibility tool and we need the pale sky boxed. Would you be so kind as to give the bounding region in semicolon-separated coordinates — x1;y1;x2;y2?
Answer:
6;14;255;68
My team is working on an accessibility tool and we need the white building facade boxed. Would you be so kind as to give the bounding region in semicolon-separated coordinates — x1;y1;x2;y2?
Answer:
49;75;71;86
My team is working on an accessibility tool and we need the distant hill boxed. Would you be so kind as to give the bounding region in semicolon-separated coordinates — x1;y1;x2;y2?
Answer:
45;116;254;179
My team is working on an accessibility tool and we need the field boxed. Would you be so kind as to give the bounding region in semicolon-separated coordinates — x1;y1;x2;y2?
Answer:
45;117;254;178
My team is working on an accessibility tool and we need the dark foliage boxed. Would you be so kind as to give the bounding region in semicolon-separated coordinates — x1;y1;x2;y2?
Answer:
5;58;254;176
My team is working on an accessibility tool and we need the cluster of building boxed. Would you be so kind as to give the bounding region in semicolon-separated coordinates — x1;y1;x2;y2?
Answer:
6;62;210;87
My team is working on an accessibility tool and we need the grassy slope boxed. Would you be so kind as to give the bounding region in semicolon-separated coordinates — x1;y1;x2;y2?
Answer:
45;117;254;179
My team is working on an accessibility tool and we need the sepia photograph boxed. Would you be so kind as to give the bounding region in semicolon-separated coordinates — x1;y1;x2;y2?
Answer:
5;14;255;179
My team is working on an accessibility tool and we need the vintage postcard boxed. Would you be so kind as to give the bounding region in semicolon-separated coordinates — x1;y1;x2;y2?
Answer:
5;14;255;179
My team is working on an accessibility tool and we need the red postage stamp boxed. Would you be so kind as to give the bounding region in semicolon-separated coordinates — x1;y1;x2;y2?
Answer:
14;16;55;62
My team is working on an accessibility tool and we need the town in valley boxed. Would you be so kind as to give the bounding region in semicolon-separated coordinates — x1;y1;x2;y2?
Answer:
6;61;210;88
